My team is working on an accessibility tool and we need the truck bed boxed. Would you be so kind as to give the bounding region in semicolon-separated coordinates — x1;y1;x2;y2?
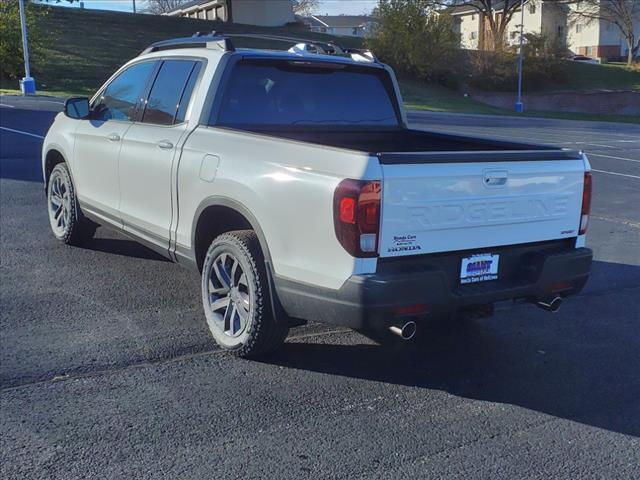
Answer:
231;127;582;162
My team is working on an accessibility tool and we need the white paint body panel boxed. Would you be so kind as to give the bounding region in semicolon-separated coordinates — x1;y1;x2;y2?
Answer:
118;122;188;246
379;160;585;257
176;126;380;289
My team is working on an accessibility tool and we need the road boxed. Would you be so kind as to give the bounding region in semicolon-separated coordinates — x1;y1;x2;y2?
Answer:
1;95;639;479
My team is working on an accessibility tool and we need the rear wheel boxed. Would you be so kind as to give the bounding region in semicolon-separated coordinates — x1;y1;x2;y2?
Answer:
201;230;289;358
47;163;97;245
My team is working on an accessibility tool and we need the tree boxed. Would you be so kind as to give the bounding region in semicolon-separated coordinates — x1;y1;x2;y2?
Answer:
0;1;46;82
564;0;639;65
367;0;460;83
146;0;191;15
292;0;319;17
436;0;525;50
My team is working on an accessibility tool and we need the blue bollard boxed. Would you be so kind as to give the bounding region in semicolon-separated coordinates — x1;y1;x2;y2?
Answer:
20;76;36;95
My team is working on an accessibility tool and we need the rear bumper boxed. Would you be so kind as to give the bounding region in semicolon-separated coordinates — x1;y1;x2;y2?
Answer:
274;241;592;330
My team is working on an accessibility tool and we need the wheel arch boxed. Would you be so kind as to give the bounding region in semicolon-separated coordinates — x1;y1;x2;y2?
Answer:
191;197;273;274
43;148;68;190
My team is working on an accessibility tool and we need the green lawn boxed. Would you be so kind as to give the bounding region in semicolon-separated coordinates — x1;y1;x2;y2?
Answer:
2;6;638;124
0;5;363;95
544;61;640;93
400;79;640;124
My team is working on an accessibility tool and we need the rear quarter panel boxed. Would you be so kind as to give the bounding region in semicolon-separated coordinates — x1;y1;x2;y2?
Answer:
176;127;381;289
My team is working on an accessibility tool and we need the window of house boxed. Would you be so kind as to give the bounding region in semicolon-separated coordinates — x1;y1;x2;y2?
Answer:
352;27;359;36
320;27;327;33
529;4;536;14
576;24;582;34
95;61;156;122
142;60;201;126
471;14;475;21
586;46;593;56
471;31;477;40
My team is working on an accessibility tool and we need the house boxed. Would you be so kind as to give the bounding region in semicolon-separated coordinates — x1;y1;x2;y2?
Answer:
566;1;639;59
164;0;295;27
304;15;378;37
449;0;639;61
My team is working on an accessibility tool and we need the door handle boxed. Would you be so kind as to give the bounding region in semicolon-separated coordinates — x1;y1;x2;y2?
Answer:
107;133;121;142
157;140;174;150
483;170;508;187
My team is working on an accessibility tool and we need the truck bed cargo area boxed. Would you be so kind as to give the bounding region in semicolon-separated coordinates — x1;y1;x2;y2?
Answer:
232;127;581;161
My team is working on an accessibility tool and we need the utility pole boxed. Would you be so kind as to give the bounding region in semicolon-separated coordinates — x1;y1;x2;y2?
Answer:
515;0;525;112
133;0;137;14
18;0;36;95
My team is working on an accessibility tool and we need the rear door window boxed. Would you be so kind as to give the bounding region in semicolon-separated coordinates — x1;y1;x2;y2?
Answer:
142;60;201;126
214;60;400;127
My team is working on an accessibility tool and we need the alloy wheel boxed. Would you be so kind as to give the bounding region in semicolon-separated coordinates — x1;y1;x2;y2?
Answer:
206;252;251;338
48;172;71;237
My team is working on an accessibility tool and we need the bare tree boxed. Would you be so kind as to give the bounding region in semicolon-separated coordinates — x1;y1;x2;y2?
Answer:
292;0;319;17
146;0;191;15
436;0;526;50
563;0;639;65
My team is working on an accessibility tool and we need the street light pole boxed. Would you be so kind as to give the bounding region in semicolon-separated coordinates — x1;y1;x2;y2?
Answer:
515;0;525;112
18;0;36;95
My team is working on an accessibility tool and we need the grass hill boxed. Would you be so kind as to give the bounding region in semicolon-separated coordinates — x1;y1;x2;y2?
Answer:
6;5;364;95
2;6;638;123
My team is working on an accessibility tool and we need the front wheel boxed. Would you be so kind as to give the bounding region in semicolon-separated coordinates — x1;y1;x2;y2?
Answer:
47;163;97;245
201;230;289;358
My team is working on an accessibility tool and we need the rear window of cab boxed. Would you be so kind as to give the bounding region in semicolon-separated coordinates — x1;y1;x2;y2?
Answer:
212;59;400;128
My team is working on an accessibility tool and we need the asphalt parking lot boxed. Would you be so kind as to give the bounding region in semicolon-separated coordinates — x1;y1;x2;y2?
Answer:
1;95;639;479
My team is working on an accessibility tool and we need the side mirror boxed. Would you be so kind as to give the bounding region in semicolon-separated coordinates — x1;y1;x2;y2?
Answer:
64;97;90;119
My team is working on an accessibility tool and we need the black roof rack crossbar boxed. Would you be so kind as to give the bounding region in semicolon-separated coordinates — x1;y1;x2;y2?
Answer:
141;35;235;55
140;32;376;63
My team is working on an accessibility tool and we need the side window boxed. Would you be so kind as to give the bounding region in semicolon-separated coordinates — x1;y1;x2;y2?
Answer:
96;62;156;121
176;63;202;123
142;60;201;126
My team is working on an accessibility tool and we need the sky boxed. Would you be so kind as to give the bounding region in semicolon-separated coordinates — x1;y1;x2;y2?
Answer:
46;0;379;16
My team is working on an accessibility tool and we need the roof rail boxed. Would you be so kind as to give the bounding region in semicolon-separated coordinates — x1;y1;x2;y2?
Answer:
141;34;235;55
141;31;376;63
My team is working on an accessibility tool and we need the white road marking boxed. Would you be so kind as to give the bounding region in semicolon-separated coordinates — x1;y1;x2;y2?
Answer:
0;103;16;108
591;169;640;179
582;143;617;149
592;215;640;229
0;126;44;139
588;153;640;164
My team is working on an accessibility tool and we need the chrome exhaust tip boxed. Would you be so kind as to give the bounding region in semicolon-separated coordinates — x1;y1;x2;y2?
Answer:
389;320;417;340
537;296;562;313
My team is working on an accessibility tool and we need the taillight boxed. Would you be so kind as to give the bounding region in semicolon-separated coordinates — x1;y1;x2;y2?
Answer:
333;179;381;257
579;171;592;235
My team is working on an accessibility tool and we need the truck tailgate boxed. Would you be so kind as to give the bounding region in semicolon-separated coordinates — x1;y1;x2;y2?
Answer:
379;158;585;257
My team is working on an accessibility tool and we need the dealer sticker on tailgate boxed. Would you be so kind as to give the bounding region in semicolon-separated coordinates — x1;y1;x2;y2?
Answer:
460;254;500;284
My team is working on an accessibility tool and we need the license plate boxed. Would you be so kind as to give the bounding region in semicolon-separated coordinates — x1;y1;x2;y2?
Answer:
460;253;499;284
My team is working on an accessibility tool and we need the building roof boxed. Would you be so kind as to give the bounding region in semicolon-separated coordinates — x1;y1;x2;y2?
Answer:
164;0;230;15
173;0;220;10
448;1;504;16
311;15;377;28
448;0;533;16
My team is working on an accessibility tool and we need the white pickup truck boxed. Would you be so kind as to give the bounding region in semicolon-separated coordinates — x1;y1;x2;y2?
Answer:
42;35;593;357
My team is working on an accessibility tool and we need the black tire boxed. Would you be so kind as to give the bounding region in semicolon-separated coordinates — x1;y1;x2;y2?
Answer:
201;230;289;358
47;163;97;246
